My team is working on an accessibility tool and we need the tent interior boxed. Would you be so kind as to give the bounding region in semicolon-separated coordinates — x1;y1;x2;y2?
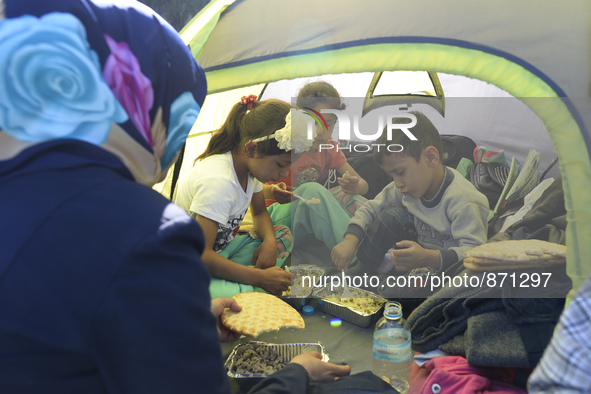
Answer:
158;72;579;277
165;0;591;292
157;74;585;393
156;0;591;390
169;71;561;184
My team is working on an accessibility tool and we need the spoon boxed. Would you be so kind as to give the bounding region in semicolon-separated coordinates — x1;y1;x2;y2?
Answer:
292;192;321;205
341;269;354;298
272;184;321;205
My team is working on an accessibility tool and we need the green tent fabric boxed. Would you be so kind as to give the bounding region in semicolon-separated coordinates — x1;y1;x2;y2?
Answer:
178;0;591;294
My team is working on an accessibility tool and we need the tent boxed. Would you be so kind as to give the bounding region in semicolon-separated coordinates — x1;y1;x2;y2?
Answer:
169;0;591;294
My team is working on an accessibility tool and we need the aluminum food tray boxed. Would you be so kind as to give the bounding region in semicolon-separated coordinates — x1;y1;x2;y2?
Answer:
314;286;387;328
279;295;309;310
225;341;328;390
279;264;325;310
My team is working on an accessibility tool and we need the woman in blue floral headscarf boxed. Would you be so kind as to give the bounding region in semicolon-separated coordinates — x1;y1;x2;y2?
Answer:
0;1;355;392
0;0;231;392
0;0;204;183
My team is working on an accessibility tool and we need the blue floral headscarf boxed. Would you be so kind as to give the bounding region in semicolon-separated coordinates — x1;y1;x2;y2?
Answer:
0;0;207;185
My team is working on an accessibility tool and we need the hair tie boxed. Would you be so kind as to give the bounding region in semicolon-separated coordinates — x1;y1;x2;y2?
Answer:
240;94;257;110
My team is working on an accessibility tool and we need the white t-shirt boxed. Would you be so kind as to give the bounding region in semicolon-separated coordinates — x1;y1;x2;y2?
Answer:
174;152;263;251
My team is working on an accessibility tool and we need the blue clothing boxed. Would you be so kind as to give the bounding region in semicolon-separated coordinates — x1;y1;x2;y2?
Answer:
0;142;309;393
0;1;311;392
0;142;226;393
1;0;207;184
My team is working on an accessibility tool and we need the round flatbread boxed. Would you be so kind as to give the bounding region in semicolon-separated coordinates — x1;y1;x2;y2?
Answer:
221;292;305;338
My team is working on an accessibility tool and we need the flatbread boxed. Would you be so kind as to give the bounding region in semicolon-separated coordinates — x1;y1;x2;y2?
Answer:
463;240;566;262
464;257;565;271
463;239;566;271
221;292;305;338
463;255;565;265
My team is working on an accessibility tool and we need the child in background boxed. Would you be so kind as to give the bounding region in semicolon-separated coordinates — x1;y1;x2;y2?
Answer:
265;81;369;217
331;111;489;275
175;96;309;298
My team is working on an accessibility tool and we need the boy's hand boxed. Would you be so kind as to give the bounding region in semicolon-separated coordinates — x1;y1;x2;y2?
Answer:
337;171;359;195
290;352;351;386
391;240;430;272
253;238;277;269
331;239;357;271
255;266;292;295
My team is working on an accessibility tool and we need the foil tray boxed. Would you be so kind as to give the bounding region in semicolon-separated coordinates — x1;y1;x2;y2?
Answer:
313;286;387;328
279;264;325;310
225;341;328;390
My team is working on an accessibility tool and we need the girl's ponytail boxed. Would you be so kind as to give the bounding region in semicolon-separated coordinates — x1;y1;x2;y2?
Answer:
197;98;290;162
197;103;247;161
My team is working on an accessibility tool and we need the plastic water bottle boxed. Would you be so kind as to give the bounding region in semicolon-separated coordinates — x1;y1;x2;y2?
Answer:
372;301;412;393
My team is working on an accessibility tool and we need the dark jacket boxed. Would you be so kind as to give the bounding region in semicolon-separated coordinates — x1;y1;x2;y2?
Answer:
0;141;307;394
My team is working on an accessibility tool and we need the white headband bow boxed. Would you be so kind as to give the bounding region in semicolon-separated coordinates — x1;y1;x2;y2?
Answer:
252;109;317;154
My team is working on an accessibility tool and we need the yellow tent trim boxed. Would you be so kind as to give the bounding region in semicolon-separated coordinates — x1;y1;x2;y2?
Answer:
180;0;237;61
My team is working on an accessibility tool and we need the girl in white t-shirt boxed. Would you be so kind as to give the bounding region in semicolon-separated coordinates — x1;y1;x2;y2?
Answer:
175;96;313;297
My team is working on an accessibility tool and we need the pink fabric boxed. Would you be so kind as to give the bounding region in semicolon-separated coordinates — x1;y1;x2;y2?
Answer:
103;35;154;146
409;356;527;394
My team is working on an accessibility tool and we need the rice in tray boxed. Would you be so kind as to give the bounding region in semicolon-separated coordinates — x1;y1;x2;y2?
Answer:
330;296;385;315
314;286;387;327
232;347;286;375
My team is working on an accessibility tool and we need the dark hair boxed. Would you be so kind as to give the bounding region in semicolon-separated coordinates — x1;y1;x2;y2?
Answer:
374;111;443;164
296;81;345;111
197;99;291;161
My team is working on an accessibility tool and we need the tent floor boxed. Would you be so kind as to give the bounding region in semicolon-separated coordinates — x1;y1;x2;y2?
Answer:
221;298;375;393
222;239;378;392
